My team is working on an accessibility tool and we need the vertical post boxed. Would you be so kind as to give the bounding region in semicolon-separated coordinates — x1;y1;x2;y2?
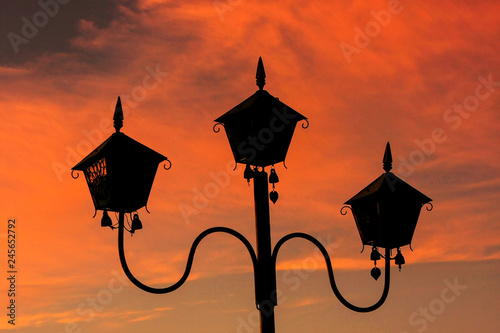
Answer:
117;211;131;286
253;170;276;333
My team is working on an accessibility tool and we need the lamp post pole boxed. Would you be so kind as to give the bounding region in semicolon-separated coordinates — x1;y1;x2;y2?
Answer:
253;170;276;333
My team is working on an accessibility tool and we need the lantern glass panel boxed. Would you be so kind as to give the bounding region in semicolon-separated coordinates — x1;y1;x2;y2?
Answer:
84;157;110;208
352;200;381;246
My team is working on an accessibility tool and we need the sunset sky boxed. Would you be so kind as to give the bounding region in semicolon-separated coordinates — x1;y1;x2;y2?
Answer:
1;0;499;332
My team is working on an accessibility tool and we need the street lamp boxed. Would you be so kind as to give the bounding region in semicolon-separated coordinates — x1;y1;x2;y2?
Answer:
342;142;432;279
72;58;432;333
72;97;170;231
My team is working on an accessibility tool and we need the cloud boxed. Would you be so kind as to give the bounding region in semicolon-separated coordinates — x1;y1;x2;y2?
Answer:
0;0;139;65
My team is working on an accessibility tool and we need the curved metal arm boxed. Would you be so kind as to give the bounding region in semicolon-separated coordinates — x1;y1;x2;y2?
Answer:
118;214;258;294
272;233;391;312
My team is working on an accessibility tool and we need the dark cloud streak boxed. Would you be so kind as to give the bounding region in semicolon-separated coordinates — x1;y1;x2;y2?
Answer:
0;0;138;66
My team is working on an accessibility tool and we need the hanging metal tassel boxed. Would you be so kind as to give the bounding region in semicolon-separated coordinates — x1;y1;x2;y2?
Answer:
395;248;405;272
369;246;382;280
270;190;279;204
244;164;254;185
269;167;279;184
131;214;143;234
101;210;112;228
269;166;279;204
370;246;381;263
370;267;381;280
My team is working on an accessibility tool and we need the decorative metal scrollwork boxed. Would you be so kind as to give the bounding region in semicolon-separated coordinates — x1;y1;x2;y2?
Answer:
301;119;310;129
340;206;352;215
424;202;433;211
85;158;109;202
71;170;80;179
213;122;224;133
163;158;172;170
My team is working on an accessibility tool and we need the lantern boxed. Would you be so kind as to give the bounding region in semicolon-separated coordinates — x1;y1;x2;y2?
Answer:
214;57;307;167
344;143;432;249
72;97;168;213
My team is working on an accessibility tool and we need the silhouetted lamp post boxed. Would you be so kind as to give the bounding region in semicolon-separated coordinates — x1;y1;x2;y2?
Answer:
72;58;432;333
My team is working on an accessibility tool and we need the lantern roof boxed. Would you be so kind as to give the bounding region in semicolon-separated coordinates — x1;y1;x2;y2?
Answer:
72;131;167;172
72;97;167;171
215;89;306;124
214;57;306;125
344;142;432;205
344;171;432;205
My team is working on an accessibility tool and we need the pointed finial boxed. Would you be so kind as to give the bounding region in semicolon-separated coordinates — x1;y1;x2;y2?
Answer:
256;57;266;90
113;96;124;132
383;142;392;172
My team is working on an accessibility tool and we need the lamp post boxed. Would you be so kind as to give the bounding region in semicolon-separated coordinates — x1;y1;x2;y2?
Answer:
72;58;432;333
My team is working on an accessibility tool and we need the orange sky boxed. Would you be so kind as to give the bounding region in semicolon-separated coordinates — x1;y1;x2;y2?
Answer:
1;0;499;332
